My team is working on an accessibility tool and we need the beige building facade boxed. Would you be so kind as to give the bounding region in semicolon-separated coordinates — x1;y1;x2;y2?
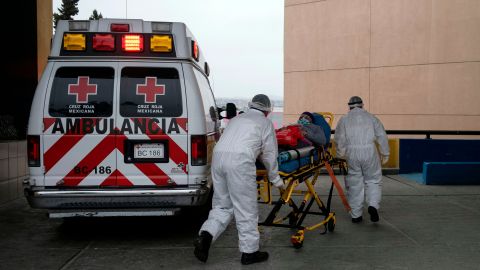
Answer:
37;0;53;79
284;0;480;131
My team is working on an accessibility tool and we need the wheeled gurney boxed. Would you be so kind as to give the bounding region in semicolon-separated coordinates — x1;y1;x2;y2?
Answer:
256;113;351;248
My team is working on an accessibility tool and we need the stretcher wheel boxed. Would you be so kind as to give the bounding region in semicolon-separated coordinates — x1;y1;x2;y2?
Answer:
327;217;335;232
292;241;303;249
291;230;304;249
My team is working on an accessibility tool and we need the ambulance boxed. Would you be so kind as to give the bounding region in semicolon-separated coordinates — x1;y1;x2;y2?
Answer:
25;19;226;218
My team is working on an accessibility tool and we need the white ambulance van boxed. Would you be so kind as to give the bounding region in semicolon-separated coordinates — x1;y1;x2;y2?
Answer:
25;19;224;218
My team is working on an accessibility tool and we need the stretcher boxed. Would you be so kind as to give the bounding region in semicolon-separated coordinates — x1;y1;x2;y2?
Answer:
257;112;351;248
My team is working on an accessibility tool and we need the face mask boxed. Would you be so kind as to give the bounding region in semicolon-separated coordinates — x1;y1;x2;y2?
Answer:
297;118;310;126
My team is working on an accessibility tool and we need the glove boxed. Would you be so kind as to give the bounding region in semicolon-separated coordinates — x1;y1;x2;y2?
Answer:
381;155;389;165
272;177;285;189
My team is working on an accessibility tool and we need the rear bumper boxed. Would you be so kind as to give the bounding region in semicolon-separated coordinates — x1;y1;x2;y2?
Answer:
24;183;212;210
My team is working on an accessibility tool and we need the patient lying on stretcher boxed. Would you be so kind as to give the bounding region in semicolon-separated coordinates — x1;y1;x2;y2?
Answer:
257;112;328;171
277;112;326;150
271;112;327;168
296;111;326;147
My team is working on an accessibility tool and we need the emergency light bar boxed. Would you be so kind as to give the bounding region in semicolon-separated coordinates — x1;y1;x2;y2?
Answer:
62;32;175;56
55;19;208;75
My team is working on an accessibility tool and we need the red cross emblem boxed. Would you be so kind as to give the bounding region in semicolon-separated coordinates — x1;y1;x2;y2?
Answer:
68;76;97;103
136;77;165;103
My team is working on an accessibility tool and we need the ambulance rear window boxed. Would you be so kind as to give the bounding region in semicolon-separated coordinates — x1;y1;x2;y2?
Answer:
120;67;182;117
48;67;114;117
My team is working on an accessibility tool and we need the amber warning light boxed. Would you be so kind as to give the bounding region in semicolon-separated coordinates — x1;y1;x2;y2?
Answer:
63;33;86;51
150;35;173;52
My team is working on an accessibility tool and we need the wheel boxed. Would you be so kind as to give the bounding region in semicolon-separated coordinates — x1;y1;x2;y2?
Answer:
290;230;304;249
292;241;303;249
327;215;336;232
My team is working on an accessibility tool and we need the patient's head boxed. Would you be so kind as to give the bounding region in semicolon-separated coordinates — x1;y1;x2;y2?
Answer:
298;112;314;125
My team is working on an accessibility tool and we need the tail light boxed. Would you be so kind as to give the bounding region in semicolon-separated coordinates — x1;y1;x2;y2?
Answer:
191;135;207;166
27;135;40;167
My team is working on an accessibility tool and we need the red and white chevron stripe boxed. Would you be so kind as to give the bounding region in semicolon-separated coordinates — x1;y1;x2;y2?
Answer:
42;117;189;187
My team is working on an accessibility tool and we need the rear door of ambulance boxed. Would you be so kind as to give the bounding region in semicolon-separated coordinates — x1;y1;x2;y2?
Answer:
115;62;188;187
43;62;117;187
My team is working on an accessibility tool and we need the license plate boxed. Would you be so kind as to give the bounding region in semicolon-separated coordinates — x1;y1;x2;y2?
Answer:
134;143;165;159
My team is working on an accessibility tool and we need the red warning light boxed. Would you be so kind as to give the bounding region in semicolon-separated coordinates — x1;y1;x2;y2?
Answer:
111;23;130;32
93;34;115;51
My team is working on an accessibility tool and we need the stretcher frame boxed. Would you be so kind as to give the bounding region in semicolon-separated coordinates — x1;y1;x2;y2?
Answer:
257;112;351;248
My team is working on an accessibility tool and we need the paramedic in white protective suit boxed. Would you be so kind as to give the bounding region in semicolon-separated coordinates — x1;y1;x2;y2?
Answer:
334;96;389;223
194;94;284;265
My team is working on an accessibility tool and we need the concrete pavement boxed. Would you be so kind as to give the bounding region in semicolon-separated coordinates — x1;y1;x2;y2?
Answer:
1;175;480;269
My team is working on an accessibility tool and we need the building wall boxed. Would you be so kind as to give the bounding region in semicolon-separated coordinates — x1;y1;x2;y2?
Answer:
0;141;28;205
37;0;53;78
284;0;480;130
0;0;51;205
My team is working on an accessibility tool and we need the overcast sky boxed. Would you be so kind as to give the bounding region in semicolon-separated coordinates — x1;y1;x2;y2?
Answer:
53;0;284;99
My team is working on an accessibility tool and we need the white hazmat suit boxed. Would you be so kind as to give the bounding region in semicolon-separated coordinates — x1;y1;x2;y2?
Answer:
335;107;389;219
199;108;282;253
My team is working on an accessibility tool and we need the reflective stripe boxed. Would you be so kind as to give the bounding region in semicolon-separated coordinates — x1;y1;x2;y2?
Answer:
44;135;84;172
63;134;116;186
141;118;188;172
100;169;133;186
